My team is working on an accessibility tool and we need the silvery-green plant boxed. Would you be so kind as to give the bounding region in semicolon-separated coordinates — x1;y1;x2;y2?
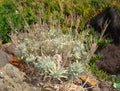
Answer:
68;40;88;61
13;28;73;57
50;68;67;79
35;56;54;74
16;37;40;57
25;54;36;62
10;22;97;81
35;56;67;79
40;29;73;54
11;24;91;63
67;61;84;79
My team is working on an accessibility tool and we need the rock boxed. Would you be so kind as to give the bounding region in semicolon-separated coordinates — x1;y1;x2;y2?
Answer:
5;43;18;56
59;83;84;91
92;87;101;91
0;63;40;91
0;43;19;56
0;50;9;68
98;80;114;91
86;6;120;44
102;88;110;91
95;44;120;74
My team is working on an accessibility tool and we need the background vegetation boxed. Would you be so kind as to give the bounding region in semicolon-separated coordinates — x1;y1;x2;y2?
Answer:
1;0;120;42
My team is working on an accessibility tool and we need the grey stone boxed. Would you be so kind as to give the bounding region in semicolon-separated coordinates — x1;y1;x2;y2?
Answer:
0;50;9;68
102;88;110;91
92;87;101;91
0;43;20;56
0;63;40;91
3;43;19;56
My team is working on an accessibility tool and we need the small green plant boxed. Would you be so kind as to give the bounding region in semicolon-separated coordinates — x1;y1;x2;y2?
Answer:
113;81;120;90
89;63;109;79
98;38;113;46
89;54;102;65
91;0;108;9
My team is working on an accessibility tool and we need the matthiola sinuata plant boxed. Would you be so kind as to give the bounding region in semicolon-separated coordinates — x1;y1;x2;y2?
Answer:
10;16;97;81
68;40;88;61
67;61;84;79
16;29;89;61
35;56;67;79
25;55;84;80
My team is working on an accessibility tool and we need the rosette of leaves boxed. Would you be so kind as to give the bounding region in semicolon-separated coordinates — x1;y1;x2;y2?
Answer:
67;61;84;79
25;54;36;62
68;41;88;61
16;38;40;57
35;56;67;79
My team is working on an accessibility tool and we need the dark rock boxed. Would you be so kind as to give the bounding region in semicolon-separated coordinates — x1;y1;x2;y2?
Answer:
86;6;120;45
92;87;101;91
95;44;120;74
98;80;114;91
